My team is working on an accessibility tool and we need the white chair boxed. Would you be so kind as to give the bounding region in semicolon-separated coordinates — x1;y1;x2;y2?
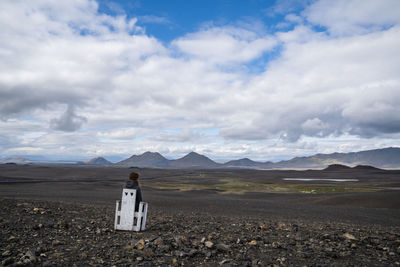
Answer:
114;188;148;231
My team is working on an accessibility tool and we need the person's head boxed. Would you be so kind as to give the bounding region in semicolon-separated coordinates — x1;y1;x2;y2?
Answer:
129;172;140;186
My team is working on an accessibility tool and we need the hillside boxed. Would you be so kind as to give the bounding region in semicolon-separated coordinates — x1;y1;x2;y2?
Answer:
117;152;170;168
223;158;265;168
271;147;400;169
84;157;112;165
170;152;220;168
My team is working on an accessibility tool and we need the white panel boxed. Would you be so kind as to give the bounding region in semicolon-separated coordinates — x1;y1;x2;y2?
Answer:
114;189;148;232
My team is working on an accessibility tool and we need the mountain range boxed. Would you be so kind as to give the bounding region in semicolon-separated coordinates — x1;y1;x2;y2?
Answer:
112;147;400;169
2;147;400;169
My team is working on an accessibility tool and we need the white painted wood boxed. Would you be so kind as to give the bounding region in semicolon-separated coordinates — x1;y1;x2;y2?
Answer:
114;189;148;232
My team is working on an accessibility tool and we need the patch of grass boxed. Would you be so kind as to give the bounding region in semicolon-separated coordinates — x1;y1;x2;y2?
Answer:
144;178;381;194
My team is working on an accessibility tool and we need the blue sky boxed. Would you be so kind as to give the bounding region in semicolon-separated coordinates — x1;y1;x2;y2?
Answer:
97;0;288;41
0;0;399;162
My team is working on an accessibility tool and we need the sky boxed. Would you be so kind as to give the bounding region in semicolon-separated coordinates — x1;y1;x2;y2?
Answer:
0;0;400;162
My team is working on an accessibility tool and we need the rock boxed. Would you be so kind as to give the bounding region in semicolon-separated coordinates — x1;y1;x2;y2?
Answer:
205;241;214;248
216;243;230;252
219;259;231;265
249;240;257;246
187;249;198;257
343;233;356;240
135;239;145;250
52;240;62;246
20;250;36;264
1;257;14;266
153;237;163;246
2;250;11;257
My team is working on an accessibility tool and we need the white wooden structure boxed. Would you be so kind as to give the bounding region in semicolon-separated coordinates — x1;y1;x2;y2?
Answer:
114;188;148;231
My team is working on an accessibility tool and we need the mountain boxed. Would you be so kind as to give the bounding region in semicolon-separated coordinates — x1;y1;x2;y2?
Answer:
84;157;111;165
271;147;400;169
117;152;170;168
352;165;383;171
170;152;220;169
223;158;266;168
114;147;400;169
0;157;32;164
323;164;352;171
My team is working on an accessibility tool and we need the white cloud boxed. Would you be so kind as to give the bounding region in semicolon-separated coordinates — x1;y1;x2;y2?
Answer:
172;26;278;65
304;0;400;36
0;0;399;160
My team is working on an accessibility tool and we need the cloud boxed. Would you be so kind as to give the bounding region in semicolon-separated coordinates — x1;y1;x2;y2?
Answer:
303;0;400;35
139;15;170;24
172;26;278;65
0;0;399;160
50;105;87;132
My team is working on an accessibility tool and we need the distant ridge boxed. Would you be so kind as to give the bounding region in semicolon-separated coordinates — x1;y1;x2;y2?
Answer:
352;165;383;171
117;152;170;168
84;147;400;169
323;164;352;171
6;147;399;169
84;157;111;165
323;164;384;172
170;152;220;168
223;158;265;168
268;147;400;169
0;157;32;164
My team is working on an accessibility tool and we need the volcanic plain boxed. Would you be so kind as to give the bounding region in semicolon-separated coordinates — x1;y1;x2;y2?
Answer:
0;164;399;266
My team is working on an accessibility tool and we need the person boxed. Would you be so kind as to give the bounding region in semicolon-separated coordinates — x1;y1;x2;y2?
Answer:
125;172;143;212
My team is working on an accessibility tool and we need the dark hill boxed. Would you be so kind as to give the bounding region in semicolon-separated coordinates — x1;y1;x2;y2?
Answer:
223;158;265;168
170;152;220;169
117;152;169;168
352;165;383;171
84;157;111;165
323;164;352;171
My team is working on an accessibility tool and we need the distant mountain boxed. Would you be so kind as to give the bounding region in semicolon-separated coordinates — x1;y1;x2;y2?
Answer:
352;165;383;171
323;164;353;171
117;152;170;168
84;157;111;165
0;157;32;164
223;158;265;168
271;147;400;169
114;147;400;169
170;152;220;169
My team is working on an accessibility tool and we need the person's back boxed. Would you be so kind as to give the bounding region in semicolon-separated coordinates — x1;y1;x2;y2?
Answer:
124;172;142;211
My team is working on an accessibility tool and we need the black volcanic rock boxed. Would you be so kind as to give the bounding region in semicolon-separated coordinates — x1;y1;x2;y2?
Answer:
84;157;111;165
323;164;352;171
170;152;220;169
117;152;170;168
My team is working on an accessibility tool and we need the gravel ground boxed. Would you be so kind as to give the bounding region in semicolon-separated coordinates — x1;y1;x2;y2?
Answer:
1;198;400;266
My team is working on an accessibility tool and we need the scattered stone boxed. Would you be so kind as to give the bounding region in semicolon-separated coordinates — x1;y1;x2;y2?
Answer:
216;243;230;252
2;250;11;257
1;198;399;266
343;233;357;240
135;239;145;250
205;241;214;248
1;257;14;266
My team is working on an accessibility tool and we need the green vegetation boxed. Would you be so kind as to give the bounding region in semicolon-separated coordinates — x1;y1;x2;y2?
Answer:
143;178;380;194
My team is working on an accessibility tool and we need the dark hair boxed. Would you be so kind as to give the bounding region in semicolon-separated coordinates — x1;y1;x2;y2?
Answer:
129;172;140;186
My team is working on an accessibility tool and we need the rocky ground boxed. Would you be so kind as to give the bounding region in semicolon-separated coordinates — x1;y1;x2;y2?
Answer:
1;198;400;266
